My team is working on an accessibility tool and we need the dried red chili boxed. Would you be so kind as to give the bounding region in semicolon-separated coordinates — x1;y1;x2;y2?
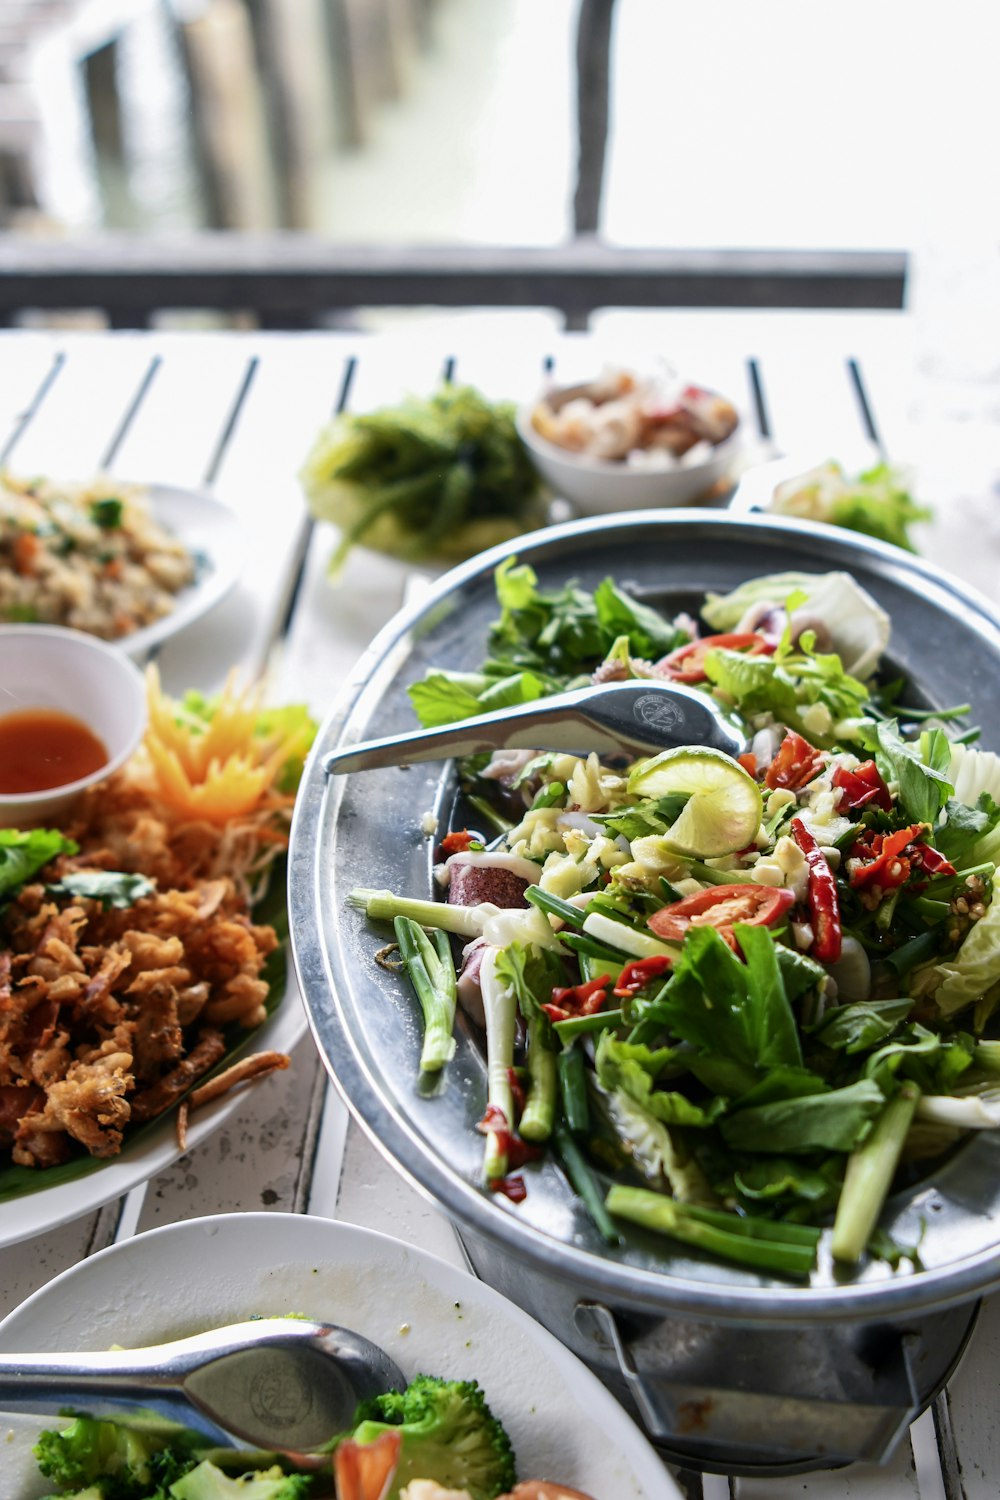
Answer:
790;816;842;963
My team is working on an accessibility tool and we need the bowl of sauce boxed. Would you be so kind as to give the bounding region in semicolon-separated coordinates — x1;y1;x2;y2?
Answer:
0;626;147;827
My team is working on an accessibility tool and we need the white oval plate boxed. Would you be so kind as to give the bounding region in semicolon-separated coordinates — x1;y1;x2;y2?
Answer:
0;981;304;1252
114;482;246;658
0;1212;677;1500
1;481;245;658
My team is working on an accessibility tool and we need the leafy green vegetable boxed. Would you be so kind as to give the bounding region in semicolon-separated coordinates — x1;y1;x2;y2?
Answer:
768;460;930;551
936;793;1000;862
300;384;548;571
859;717;955;824
0;828;77;900
721;1078;886;1154
636;924;801;1074
595;1033;724;1128
46;871;156;910
812;997;913;1054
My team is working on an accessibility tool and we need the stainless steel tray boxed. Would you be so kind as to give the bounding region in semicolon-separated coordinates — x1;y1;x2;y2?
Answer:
289;510;1000;1468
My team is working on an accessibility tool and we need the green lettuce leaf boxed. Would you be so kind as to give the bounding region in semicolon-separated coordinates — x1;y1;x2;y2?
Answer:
0;828;78;900
596;1034;725;1128
860;717;955;824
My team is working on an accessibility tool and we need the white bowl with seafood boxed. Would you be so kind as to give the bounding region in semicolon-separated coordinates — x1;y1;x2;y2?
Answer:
516;368;742;513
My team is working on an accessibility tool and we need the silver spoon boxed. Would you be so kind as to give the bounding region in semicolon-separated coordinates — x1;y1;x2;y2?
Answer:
323;679;747;777
0;1317;405;1468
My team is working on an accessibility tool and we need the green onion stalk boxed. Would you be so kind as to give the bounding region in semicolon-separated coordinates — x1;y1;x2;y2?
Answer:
479;948;517;1180
831;1081;920;1266
393;916;457;1075
605;1185;820;1278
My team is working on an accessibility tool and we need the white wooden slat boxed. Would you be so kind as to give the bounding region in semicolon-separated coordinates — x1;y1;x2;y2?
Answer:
0;1216;107;1321
0;339;65;450
106;335;261;490
4;336;159;478
749;345;876;469
133;1032;323;1233
733;1439;920;1499
933;1292;1000;1500
302;1083;351;1221
334;1119;468;1271
151;334;355;698
447;340;551;406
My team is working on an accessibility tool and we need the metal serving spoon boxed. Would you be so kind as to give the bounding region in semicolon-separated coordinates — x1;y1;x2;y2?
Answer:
0;1318;405;1468
323;679;747;777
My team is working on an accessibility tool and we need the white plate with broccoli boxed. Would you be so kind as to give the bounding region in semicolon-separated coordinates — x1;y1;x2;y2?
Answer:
0;1211;676;1500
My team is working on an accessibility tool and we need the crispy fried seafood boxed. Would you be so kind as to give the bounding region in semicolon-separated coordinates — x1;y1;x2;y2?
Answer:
0;670;314;1172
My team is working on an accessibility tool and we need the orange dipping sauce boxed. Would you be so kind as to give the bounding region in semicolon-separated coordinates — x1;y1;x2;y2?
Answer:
0;708;109;794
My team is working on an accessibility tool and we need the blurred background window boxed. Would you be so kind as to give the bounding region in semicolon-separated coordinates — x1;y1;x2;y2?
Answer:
1;0;982;246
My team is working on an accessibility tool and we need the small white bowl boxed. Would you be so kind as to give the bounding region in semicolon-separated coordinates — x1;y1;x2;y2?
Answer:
516;386;743;514
0;625;147;828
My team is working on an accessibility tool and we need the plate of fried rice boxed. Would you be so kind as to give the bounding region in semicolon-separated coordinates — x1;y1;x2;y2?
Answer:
0;474;244;655
0;670;314;1249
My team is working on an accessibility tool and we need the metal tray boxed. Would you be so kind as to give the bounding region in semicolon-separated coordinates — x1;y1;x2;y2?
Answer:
289;510;1000;1467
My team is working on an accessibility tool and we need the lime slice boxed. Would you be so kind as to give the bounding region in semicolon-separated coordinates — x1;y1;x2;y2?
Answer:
628;746;763;858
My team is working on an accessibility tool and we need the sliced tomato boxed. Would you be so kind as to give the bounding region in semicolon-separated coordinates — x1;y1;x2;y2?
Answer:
656;632;774;684
764;731;824;791
648;882;794;949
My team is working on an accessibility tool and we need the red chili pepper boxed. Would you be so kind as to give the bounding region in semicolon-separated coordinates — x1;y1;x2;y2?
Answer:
912;845;957;877
765;731;824;791
543;975;611;1024
790;817;842;963
613;954;673;998
848;824;924;890
506;1136;543;1170
738;752;758;777
489;1174;528;1203
440;829;478;855
656;632;775;684
831;760;892;812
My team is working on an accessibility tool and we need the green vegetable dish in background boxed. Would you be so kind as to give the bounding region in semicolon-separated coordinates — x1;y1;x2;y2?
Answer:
300;384;550;574
767;460;932;553
352;557;1000;1279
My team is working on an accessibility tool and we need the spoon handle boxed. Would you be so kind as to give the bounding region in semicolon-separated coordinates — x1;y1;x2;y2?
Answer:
0;1346;230;1440
323;680;744;776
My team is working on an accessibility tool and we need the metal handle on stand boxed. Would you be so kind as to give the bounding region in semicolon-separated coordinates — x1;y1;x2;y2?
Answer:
574;1301;921;1470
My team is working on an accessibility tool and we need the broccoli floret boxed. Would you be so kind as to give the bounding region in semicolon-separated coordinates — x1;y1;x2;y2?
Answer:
38;1489;106;1500
34;1418;172;1498
345;1375;516;1500
167;1461;312;1499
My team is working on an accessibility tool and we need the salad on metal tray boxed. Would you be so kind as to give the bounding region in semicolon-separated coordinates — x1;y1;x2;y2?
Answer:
351;559;1000;1279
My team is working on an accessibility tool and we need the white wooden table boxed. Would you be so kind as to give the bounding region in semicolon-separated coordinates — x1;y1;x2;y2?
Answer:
1;313;998;1500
